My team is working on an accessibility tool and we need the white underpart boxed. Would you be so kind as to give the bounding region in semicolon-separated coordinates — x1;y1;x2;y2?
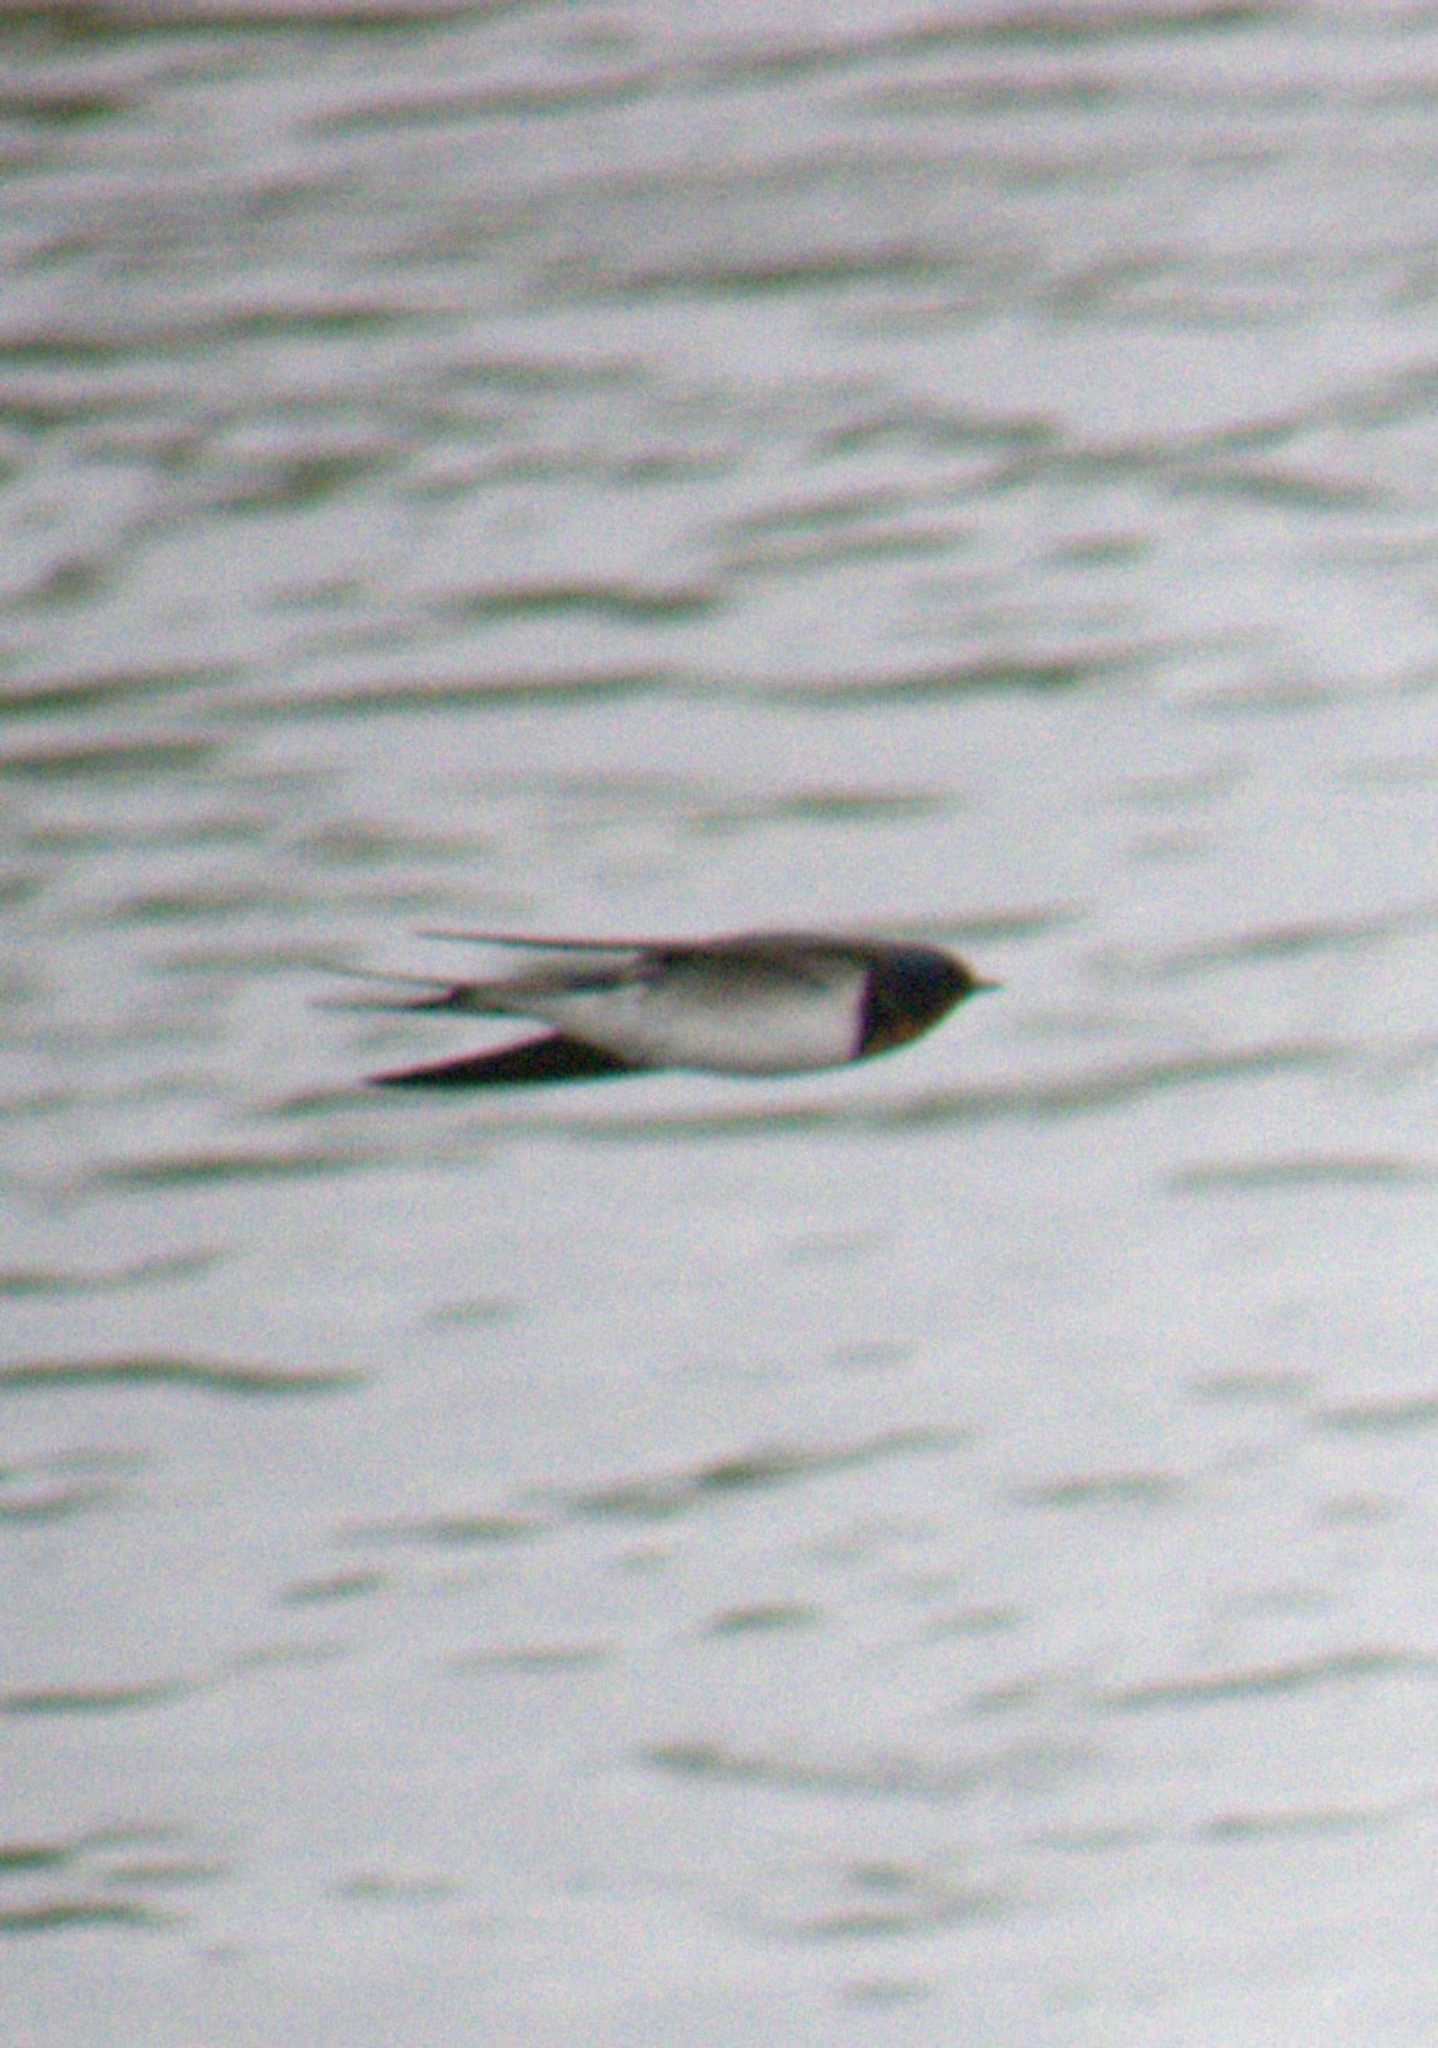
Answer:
506;960;869;1074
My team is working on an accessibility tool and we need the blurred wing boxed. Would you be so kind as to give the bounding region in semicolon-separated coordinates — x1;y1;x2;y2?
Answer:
369;1032;639;1088
420;929;661;951
324;949;646;1016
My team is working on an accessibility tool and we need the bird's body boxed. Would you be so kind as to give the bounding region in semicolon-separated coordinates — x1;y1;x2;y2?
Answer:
349;929;995;1089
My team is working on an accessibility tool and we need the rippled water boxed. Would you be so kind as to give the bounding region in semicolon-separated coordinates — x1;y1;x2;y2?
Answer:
6;3;1438;2042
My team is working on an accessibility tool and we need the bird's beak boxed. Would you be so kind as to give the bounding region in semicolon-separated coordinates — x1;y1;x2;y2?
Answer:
971;976;1003;994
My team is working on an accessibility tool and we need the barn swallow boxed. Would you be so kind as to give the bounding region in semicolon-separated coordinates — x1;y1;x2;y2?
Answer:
344;929;997;1089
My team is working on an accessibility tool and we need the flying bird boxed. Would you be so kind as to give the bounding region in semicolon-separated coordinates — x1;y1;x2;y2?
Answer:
344;929;997;1090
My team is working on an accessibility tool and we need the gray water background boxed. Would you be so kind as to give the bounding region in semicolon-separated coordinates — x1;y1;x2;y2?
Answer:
5;2;1438;2041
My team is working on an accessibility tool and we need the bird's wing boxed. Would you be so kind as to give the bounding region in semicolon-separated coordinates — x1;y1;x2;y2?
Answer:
419;929;661;956
369;1032;639;1089
321;947;648;1017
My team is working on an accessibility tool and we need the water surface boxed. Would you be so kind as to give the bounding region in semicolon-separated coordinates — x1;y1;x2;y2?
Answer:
5;4;1438;2042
